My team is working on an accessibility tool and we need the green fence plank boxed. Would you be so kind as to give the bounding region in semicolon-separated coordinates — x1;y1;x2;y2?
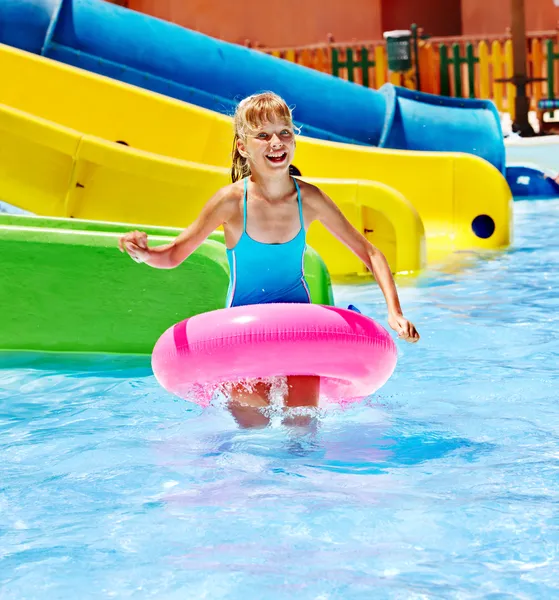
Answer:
452;43;463;98
360;47;370;87
465;43;479;99
346;48;355;82
331;46;375;87
546;39;556;99
439;44;450;96
331;47;340;77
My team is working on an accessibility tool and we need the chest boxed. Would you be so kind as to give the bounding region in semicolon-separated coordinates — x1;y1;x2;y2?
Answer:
245;197;302;234
225;192;307;249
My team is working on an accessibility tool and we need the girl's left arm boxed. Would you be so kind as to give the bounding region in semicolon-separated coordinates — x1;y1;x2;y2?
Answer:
306;185;420;343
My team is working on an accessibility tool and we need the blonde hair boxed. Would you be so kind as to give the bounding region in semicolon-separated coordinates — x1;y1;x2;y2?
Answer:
231;92;295;183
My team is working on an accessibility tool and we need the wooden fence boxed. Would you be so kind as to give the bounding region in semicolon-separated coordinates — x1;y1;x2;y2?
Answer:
264;30;559;118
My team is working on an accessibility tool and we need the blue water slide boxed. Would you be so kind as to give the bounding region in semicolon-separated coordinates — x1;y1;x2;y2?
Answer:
0;0;506;172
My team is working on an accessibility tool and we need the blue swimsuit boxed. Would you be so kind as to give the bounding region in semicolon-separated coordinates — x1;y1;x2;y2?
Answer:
226;177;312;308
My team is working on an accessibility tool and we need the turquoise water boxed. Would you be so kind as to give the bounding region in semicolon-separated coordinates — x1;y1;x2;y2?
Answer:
1;199;559;599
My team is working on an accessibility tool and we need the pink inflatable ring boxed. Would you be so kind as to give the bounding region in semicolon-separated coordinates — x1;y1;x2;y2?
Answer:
152;303;397;406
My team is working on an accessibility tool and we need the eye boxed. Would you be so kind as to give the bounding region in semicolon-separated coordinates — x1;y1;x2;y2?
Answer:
281;130;292;137
256;132;269;139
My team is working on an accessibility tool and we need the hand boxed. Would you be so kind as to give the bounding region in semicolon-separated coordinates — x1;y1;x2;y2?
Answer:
118;230;150;263
388;313;420;343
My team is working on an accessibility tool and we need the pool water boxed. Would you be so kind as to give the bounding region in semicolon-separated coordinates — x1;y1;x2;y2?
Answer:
1;199;559;599
506;136;559;175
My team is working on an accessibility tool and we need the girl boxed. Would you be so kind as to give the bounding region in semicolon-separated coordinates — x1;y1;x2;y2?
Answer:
119;92;419;428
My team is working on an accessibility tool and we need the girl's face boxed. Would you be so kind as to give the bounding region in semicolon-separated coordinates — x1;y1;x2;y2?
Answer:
238;117;295;175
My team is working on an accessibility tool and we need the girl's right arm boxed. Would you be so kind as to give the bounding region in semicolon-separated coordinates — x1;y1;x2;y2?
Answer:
118;188;236;269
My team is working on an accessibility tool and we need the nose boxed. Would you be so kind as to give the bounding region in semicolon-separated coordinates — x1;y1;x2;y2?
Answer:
270;133;282;147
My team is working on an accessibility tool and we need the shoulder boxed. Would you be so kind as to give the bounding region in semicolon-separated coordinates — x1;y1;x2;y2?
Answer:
294;178;332;215
214;181;244;203
294;179;326;203
206;181;244;218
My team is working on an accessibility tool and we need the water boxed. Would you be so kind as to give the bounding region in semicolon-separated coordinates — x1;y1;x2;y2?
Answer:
1;199;559;599
506;135;559;175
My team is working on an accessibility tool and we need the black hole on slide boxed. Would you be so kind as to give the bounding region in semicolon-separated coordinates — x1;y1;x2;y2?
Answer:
472;214;495;239
116;140;129;146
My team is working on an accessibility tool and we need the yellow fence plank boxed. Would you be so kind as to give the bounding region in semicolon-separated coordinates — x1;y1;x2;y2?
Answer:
491;41;504;112
375;45;387;88
504;39;516;118
284;49;296;63
478;41;490;99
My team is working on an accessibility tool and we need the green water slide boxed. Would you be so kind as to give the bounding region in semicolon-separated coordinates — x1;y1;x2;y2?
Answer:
0;215;334;355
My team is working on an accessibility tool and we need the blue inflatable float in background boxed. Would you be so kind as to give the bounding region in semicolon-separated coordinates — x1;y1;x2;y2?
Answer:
506;165;559;199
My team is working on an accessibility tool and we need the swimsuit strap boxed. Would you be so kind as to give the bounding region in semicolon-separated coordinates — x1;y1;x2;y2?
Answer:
242;177;248;232
292;177;304;230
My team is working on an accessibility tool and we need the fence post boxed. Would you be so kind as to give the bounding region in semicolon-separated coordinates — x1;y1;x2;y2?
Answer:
411;23;421;91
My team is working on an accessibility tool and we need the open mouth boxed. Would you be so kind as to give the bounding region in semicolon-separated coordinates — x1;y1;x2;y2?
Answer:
266;152;287;164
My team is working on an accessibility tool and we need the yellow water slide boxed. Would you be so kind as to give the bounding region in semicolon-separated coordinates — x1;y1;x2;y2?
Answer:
0;44;511;274
0;103;425;275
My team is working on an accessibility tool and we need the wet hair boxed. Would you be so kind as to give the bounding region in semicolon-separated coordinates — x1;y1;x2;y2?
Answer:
231;92;296;183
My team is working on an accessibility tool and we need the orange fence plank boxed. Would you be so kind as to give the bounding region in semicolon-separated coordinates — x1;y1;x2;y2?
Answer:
531;38;543;109
314;48;329;73
299;49;312;68
556;35;559;98
418;42;435;94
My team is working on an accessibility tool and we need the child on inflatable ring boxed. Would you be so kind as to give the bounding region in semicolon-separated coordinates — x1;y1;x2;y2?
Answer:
119;92;419;428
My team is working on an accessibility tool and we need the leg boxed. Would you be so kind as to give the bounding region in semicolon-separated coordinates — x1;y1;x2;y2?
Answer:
228;380;271;429
282;375;320;428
